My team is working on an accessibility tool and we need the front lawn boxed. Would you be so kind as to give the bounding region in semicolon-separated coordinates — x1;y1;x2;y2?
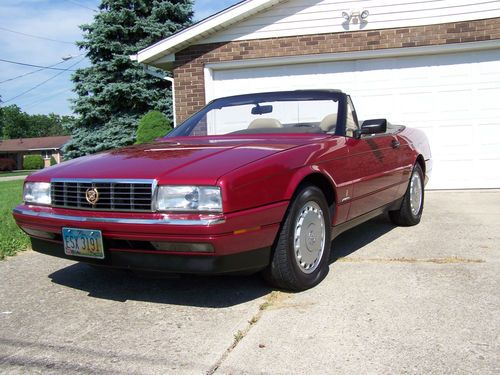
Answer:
0;180;30;259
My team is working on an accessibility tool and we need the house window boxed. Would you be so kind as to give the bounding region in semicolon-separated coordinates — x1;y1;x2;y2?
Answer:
41;150;52;160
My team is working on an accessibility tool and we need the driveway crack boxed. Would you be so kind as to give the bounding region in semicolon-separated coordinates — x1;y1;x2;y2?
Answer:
335;257;484;264
206;291;283;375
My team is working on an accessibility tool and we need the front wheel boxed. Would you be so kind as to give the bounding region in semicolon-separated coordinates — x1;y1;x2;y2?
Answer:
264;185;331;291
389;163;424;226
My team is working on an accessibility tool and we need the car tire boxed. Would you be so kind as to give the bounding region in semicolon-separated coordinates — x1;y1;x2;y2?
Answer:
264;185;331;291
389;163;424;227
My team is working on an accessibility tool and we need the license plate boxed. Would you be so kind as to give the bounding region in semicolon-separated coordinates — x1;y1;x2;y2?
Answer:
62;227;105;259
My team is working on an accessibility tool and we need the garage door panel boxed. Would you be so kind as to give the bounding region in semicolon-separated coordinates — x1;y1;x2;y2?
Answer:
477;88;500;110
477;160;500;188
478;124;500;145
478;123;500;160
432;158;500;189
436;90;473;113
209;49;500;189
434;125;474;158
434;159;473;183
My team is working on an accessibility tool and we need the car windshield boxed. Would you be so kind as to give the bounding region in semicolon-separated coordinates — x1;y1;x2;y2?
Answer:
168;91;342;137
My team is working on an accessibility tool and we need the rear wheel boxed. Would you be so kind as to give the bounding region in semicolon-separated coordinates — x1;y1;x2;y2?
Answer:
264;185;331;291
389;163;424;226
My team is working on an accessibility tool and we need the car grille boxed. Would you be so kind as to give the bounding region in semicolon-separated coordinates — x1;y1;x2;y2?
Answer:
51;179;154;212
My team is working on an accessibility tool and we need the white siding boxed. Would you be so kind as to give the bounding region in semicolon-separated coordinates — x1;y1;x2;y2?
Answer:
203;0;500;43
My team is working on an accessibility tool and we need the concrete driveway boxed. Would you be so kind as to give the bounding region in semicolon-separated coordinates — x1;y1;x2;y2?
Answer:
1;190;499;374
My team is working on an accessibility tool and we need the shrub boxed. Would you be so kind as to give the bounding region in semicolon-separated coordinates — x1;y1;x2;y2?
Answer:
0;158;16;171
50;156;57;166
135;111;172;144
23;155;44;170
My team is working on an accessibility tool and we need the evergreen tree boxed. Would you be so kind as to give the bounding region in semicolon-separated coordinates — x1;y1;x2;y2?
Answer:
64;0;193;159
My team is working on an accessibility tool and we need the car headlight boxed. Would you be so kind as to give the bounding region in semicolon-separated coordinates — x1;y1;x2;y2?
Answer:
154;186;222;212
23;182;51;205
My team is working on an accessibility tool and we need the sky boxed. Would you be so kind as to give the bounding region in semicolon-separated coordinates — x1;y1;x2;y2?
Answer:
0;0;239;116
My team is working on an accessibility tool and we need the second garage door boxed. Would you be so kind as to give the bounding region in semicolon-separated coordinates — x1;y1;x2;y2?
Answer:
206;49;500;189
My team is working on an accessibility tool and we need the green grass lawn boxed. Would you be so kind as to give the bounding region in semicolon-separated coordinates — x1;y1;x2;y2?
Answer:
0;170;35;177
0;180;30;259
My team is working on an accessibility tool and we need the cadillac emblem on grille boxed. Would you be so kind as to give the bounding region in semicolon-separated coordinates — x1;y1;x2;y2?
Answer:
85;188;99;205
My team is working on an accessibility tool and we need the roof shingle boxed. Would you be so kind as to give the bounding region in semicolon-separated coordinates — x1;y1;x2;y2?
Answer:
0;136;71;152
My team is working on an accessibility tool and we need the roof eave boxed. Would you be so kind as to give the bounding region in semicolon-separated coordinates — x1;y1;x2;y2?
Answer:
134;0;287;69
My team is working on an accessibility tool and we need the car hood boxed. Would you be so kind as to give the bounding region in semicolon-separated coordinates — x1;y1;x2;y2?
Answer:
30;135;329;185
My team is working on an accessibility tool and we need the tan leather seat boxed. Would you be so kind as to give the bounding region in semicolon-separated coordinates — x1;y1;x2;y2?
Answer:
319;113;337;132
248;118;283;129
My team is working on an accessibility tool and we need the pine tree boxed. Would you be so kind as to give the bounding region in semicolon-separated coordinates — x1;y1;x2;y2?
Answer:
64;0;193;159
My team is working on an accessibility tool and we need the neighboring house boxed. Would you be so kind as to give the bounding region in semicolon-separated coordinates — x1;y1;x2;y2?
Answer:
0;136;71;169
133;0;500;189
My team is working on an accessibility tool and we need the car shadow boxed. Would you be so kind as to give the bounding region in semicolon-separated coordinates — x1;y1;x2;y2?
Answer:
48;264;272;308
329;214;396;262
48;215;395;307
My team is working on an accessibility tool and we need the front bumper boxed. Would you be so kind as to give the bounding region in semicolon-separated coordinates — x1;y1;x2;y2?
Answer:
13;201;288;274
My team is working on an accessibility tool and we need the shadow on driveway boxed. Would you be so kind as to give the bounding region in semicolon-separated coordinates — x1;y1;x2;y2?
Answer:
329;214;396;262
48;215;395;307
49;264;271;308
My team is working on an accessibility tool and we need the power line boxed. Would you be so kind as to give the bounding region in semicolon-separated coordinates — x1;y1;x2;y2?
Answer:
0;60;69;85
0;58;80;71
1;57;85;105
63;0;98;12
22;87;74;110
0;26;75;45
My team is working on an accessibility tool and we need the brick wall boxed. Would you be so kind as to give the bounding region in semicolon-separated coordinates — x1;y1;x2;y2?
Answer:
173;17;500;123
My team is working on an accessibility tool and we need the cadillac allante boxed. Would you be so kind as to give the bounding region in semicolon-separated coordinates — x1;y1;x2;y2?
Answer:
13;90;431;291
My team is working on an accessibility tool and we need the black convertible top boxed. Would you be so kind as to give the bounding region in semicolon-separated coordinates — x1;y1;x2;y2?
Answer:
208;89;344;106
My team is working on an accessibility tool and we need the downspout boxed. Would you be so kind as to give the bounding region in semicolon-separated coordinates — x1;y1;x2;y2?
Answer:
163;77;176;128
140;64;177;128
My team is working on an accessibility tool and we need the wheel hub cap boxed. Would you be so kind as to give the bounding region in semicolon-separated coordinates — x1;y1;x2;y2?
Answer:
293;201;325;274
410;172;423;216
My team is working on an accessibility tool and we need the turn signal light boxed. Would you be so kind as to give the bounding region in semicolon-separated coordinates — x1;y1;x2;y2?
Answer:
233;226;261;235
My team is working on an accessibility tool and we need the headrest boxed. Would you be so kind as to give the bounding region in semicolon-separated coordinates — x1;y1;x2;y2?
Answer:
319;113;338;132
248;118;283;129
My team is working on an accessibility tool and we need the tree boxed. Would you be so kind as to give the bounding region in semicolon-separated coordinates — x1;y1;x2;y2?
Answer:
1;105;29;139
1;105;71;139
135;110;172;144
0;95;3;137
64;0;193;159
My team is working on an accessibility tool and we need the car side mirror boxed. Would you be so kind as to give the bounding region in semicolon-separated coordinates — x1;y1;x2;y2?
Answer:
356;119;387;138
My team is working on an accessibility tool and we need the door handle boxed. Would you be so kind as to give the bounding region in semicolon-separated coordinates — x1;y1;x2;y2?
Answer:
391;140;400;149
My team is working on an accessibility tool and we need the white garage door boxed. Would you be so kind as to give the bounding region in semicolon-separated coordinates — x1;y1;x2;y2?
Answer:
206;49;500;189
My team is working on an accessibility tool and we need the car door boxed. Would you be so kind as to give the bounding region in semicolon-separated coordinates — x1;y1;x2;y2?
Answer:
344;96;403;220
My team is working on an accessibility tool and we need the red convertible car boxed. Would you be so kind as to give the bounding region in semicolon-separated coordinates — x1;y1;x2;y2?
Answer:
13;90;431;291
